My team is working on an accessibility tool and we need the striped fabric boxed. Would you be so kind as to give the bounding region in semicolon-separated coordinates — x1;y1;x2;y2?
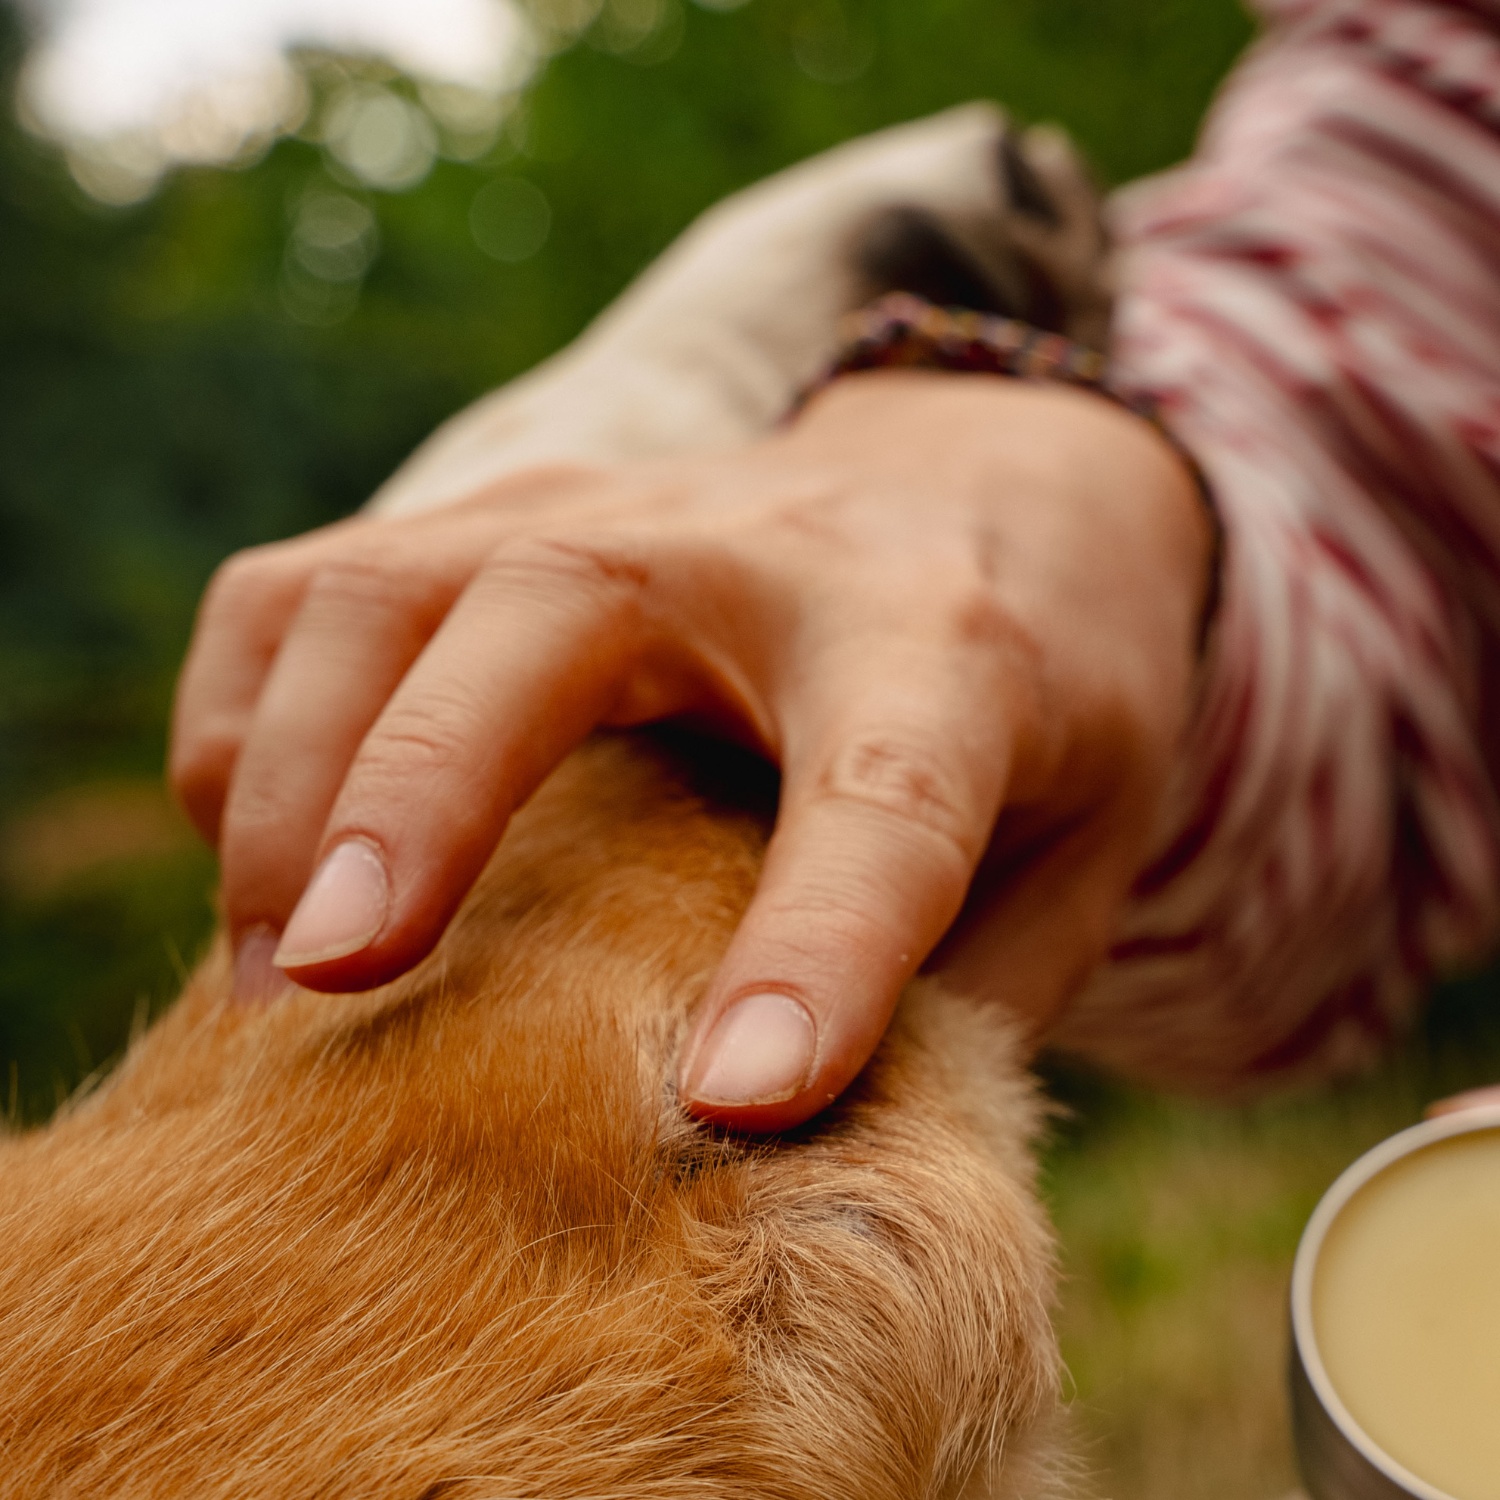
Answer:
1052;0;1500;1088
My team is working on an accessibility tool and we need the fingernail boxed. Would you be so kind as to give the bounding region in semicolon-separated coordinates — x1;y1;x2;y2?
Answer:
685;992;817;1107
232;925;291;1006
273;840;390;969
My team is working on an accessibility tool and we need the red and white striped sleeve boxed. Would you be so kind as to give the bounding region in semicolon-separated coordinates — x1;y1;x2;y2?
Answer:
1052;0;1500;1089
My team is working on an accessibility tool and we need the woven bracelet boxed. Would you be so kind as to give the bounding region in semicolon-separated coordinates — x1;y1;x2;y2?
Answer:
793;290;1223;649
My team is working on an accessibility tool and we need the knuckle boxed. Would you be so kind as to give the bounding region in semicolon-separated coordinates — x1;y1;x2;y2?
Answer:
480;532;650;608
363;725;462;784
303;553;399;608
947;583;1012;648
757;887;894;956
301;553;438;629
357;691;483;787
168;727;239;829
204;546;288;617
169;728;234;797
220;782;296;856
200;563;254;625
341;707;494;851
816;733;979;867
169;702;244;783
943;581;1038;663
939;585;1046;708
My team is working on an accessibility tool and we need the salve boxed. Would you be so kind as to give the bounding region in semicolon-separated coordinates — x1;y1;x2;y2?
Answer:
1313;1128;1500;1500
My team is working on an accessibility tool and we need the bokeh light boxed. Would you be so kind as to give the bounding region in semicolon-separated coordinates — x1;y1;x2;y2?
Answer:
17;0;536;201
469;174;550;261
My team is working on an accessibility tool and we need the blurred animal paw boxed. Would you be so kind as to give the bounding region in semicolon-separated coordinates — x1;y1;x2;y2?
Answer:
852;119;1110;347
374;105;1112;514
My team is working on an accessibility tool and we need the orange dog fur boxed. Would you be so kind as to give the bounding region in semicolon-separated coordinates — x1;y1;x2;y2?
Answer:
0;732;1067;1498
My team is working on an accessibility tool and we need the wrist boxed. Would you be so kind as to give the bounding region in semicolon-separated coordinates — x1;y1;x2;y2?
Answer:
796;369;1214;640
796;288;1221;652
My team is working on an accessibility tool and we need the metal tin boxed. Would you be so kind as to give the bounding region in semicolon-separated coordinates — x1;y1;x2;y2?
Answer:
1289;1104;1500;1500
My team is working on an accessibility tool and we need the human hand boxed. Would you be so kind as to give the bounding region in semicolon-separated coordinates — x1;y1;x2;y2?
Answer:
1426;1086;1500;1118
171;371;1212;1131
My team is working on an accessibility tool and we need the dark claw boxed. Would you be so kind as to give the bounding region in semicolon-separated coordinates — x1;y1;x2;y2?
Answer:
997;129;1061;228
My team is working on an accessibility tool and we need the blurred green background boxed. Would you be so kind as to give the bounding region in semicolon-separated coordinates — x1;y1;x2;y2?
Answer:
4;0;1498;1494
0;0;1255;1124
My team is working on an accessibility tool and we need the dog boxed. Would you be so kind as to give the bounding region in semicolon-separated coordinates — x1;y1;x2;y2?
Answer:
0;106;1111;1497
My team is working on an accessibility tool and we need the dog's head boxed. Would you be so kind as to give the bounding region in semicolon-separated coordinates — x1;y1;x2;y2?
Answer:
0;735;1062;1498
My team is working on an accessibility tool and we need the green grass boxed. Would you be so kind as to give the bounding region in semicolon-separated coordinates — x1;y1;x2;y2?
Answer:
1040;981;1500;1499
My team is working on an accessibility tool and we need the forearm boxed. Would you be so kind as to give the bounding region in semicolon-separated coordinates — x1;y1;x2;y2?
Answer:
1051;0;1500;1088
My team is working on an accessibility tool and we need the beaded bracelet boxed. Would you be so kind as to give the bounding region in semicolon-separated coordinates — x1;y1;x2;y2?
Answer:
794;291;1223;648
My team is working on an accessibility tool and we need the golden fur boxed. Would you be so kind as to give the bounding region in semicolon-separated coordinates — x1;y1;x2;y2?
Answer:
0;733;1066;1498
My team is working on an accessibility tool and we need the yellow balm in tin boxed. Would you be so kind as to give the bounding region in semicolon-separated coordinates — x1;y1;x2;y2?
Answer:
1297;1121;1500;1500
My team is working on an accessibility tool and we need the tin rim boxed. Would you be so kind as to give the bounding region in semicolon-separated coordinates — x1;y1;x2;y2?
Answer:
1290;1103;1500;1500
